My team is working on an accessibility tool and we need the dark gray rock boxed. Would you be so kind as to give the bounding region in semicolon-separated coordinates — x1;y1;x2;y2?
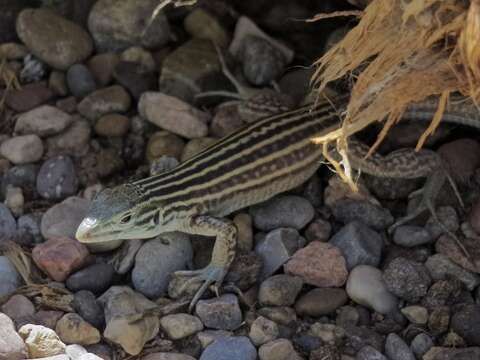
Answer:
451;305;480;346
72;290;105;329
356;345;387;360
385;333;415;360
66;63;97;97
343;325;384;353
195;294;242;331
1;164;38;197
199;336;256;360
36;156;78;200
113;61;156;100
410;333;433;358
66;263;115;294
331;199;394;230
296;288;348;317
16;213;42;246
383;257;432;303
392;225;434;247
250;195;314;231
0;256;22;296
0;203;16;241
258;274;303;307
330;221;383;270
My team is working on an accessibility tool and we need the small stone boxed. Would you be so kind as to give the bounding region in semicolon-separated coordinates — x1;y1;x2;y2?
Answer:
16;8;93;70
401;305;428;325
225;252;262;291
450;304;480;346
40;196;89;240
1;294;35;321
257;307;297;327
309;323;345;346
258;274;303;306
33;310;64;330
46;118;91;157
255;227;302;278
143;354;196;360
66;64;97;98
258;339;301;360
331;198;394;230
87;52;120;86
77;85;131;121
71;290;105;330
385;333;415;360
210;103;245;138
120;47;156;72
305;218;332;242
330;221;383;270
150;156;179;175
160;314;203;340
249;316;279;346
438;139;480;184
310;345;341;360
65;344;88;360
199;336;256;360
346;265;398;315
139;92;209;139
0;256;23;297
0;313;27;360
233;213;253;252
66;263;115;294
425;206;459;239
425;254;480;290
146;131;185;162
343;326;384;354
1;164;38;197
32;237;90;282
88;0;170;52
132;233;193;298
383;257;432;302
250;195;314;231
18;323;66;358
49;71;68;97
113;61;156;100
284;241;348;287
5;82;53;112
95;114;130;137
184;9;230;48
5;185;23;216
36;156;78;200
181;137;217;162
0;202;16;240
336;306;360;328
393;225;434;247
20;54;47;83
295;288;348;317
56;313;101;345
197;330;232;349
428;307;450;336
356;345;387;360
0;135;43;164
411;333;433;358
423;347;480;360
195;294;242;331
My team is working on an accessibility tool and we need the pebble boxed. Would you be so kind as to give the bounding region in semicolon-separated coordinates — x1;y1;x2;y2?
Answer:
71;290;105;330
425;206;459;239
40;196;89;240
423;347;480;359
36;156;78;200
5;82;54;112
249;195;314;231
305;218;332;242
16;8;93;70
143;354;196;360
0;313;27;360
66;263;115;294
20;54;47;83
383;257;432;302
160;314;204;340
254;227;302;278
181;137;217;162
94;114;130;137
233;213;253;252
18;323;66;358
184;8;229;48
450;304;480;346
310;346;342;360
98;286;159;356
411;333;434;358
199;336;256;360
258;274;303;306
132;233;193;298
32;310;64;330
331;199;394;230
295;288;348;317
258;339;301;360
309;323;345;346
346;265;398;314
0;256;22;296
1;164;38;197
77;85;131;121
1;294;35;321
5;185;23;216
0;202;16;240
45;118;91;157
55;313;101;345
356;345;387;360
197;330;232;349
330;221;383;270
195;294;243;331
425;254;480;290
113;61;157;100
401;305;428;325
257;306;297;327
344;325;384;354
392;225;434;247
65;344;88;360
225;252;262;291
49;71;69;97
146;131;185;162
66;64;97;98
87;52;120;86
88;0;170;51
139;92;209;139
428;306;450;335
438;138;480;184
239;35;288;85
284;241;348;287
336;306;360;328
210;103;245;138
249;316;279;346
385;333;415;360
32;236;90;282
0;135;44;164
150;156;179;175
120;47;156;72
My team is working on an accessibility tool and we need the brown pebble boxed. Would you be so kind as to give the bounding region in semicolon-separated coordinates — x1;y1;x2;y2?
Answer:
95;114;130;137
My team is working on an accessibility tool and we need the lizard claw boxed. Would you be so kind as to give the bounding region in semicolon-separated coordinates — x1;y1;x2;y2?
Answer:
174;264;227;312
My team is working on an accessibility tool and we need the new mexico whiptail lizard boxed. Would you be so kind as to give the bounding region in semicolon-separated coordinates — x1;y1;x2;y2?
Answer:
75;90;480;309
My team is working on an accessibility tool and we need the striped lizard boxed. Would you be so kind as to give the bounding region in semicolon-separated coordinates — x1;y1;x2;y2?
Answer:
75;88;480;308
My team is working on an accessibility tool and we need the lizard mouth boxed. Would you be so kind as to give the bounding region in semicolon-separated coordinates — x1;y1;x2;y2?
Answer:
75;217;100;243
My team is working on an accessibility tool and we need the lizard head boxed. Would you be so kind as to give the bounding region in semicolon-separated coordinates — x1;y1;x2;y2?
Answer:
75;183;164;243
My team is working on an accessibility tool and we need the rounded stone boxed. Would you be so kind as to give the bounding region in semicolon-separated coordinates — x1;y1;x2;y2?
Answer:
36;156;78;200
94;114;130;137
146;131;185;162
71;290;105;330
199;336;256;360
258;274;303;307
159;313;204;340
0;135;44;164
295;288;348;317
0;203;16;240
66;263;115;294
66;64;97;98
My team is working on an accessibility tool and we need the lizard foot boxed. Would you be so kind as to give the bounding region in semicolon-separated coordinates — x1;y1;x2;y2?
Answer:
174;264;228;312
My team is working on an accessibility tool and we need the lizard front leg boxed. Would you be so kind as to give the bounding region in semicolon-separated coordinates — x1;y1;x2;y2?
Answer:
174;215;237;311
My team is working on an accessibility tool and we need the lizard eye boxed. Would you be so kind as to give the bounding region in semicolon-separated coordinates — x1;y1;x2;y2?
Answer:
120;214;132;224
